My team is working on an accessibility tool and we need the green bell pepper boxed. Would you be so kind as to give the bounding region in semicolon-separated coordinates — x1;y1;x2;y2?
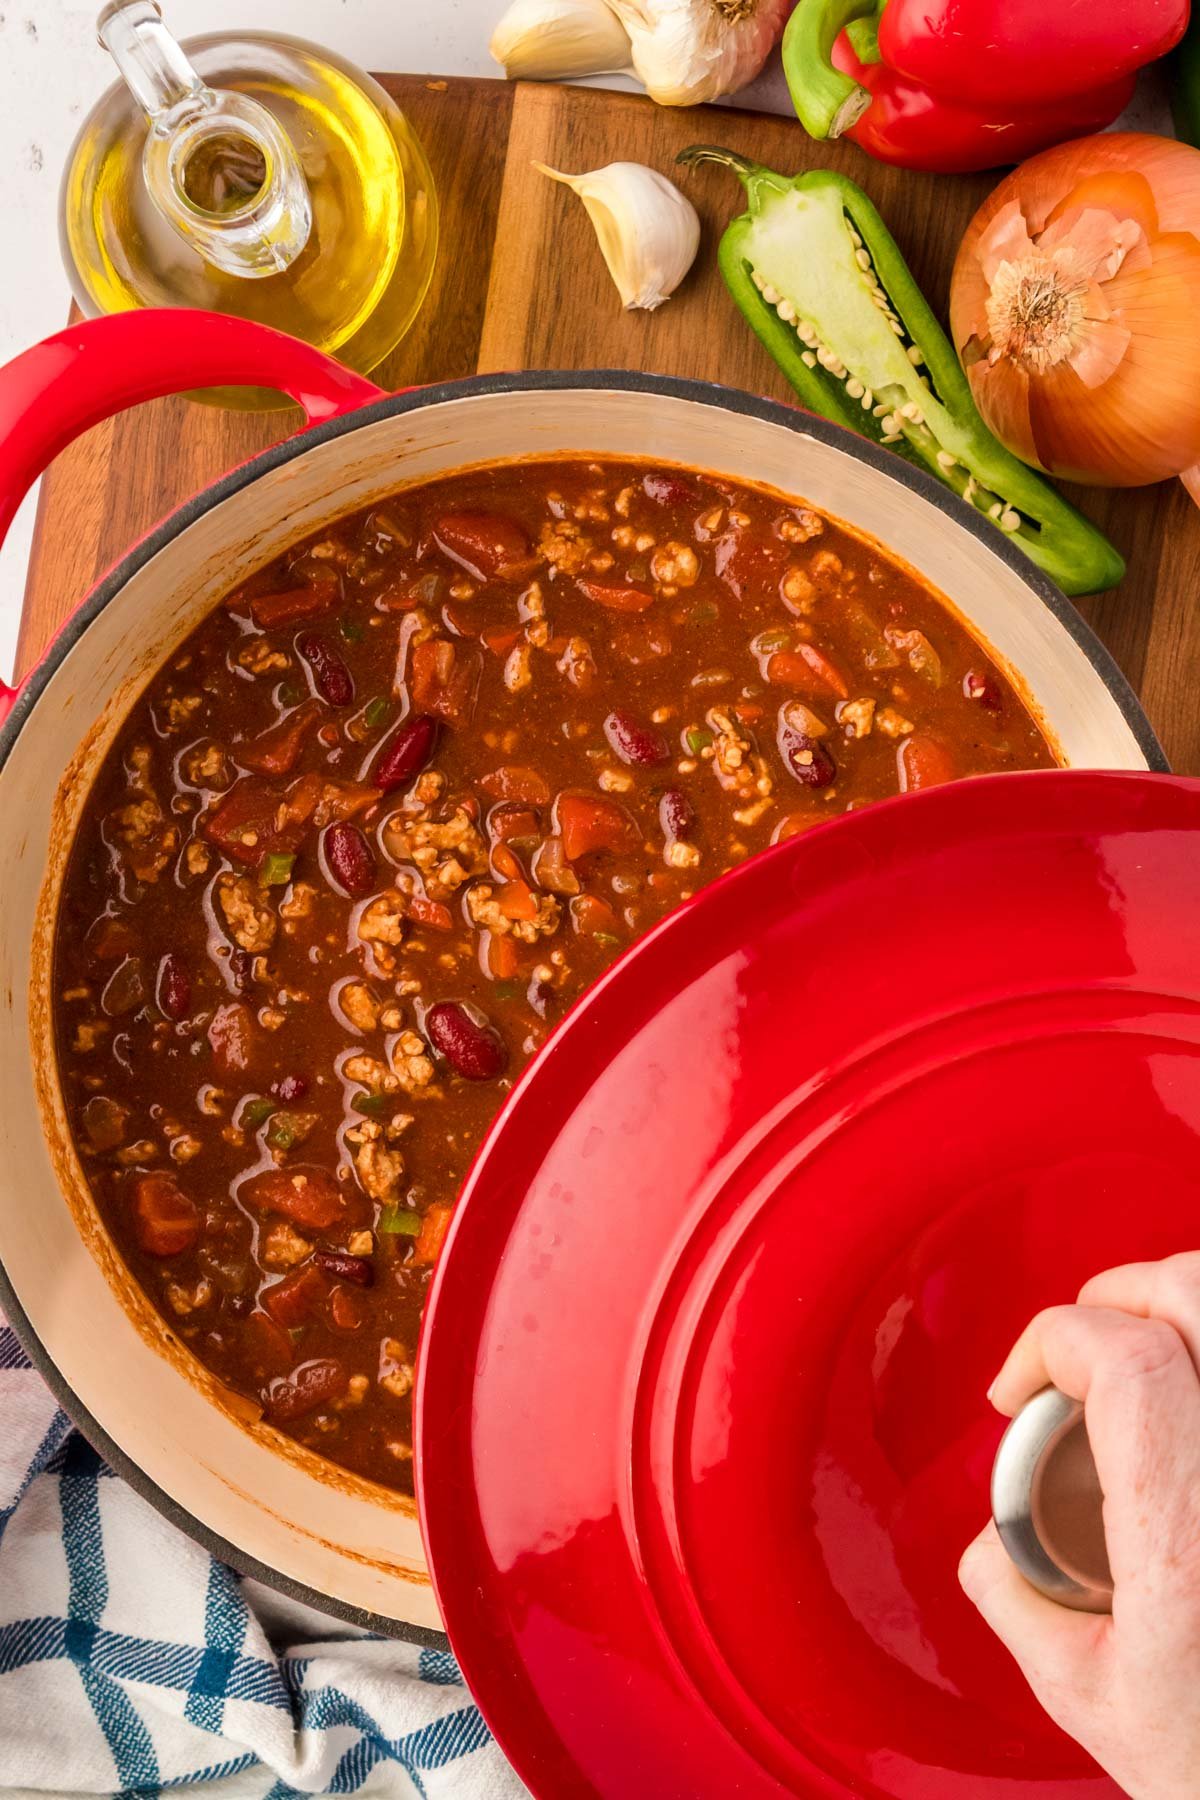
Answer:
677;146;1124;598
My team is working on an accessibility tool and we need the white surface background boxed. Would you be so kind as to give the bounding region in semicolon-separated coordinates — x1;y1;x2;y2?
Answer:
0;3;1167;682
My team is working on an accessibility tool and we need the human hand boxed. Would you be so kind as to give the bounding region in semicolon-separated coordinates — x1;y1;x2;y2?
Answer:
959;1253;1200;1799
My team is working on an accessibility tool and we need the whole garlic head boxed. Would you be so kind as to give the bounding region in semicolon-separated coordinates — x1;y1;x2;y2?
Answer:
537;161;701;311
490;0;633;80
606;0;792;105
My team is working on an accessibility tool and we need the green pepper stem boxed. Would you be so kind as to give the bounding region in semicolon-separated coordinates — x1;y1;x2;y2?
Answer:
676;145;760;181
783;0;876;141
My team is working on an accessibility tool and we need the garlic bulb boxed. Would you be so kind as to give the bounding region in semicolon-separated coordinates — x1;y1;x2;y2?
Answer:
606;0;791;105
490;0;633;81
537;162;700;310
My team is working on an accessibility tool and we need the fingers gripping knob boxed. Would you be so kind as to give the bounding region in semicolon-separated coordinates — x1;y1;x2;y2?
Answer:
991;1386;1113;1613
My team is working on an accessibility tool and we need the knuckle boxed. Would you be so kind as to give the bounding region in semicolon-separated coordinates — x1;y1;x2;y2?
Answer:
1107;1316;1186;1382
1154;1252;1200;1312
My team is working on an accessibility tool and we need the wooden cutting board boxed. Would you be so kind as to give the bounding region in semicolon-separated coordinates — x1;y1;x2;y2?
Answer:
21;76;1200;769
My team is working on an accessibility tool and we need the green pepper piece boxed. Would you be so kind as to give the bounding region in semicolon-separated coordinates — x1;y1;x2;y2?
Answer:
378;1204;422;1236
240;1095;276;1129
363;696;391;729
677;146;1125;598
266;1109;310;1150
352;1091;391;1118
260;851;295;887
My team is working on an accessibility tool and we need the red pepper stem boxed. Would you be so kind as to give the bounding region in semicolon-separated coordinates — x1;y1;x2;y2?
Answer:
783;0;877;141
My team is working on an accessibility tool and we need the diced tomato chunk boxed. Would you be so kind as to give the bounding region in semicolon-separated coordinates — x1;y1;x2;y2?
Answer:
610;619;673;663
556;791;639;862
765;644;849;699
489;805;541;843
208;1002;256;1078
577;578;654;613
408;637;481;728
715;529;783;599
266;1357;349;1421
483;931;520;980
329;1284;368;1331
262;1264;328;1329
490;842;523;884
202;778;296;865
411;1202;453;1267
495;879;538;921
482;627;521;657
249;584;336;629
243;1166;348;1231
241;1310;295;1376
87;914;137;964
130;1172;200;1257
281;772;377;831
480;767;551;806
897;734;959;792
408;894;454;931
571;893;621;938
432;511;533;581
240;700;321;776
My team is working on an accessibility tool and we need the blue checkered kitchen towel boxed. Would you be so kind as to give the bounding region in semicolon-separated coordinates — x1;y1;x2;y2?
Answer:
0;1309;528;1799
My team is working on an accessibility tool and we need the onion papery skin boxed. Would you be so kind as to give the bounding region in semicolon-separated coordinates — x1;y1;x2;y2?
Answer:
951;133;1200;489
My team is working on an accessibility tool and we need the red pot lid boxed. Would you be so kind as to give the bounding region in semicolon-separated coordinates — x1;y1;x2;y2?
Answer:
416;770;1200;1799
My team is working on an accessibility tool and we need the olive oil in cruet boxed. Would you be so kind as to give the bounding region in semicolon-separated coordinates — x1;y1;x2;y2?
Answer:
60;1;439;406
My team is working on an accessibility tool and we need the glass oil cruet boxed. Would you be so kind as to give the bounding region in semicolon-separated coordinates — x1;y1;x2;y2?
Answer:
59;1;439;404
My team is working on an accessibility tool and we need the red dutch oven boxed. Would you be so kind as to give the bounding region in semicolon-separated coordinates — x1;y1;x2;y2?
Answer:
0;316;1173;1778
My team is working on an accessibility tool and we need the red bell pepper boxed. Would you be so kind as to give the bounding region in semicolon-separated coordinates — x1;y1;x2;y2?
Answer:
783;0;1188;173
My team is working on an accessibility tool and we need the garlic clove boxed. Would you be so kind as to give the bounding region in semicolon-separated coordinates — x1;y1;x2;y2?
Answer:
605;0;791;107
490;0;633;82
536;161;701;311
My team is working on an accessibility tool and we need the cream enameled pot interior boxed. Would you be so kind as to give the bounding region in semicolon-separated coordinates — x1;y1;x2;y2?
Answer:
0;381;1155;1635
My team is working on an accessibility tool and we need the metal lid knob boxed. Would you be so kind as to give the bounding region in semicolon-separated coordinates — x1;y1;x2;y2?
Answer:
991;1386;1112;1613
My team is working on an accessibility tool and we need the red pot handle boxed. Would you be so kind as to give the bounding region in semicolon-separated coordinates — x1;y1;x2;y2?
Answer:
0;308;385;723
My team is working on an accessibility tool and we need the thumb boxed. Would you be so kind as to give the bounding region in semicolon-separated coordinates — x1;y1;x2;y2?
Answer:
959;1523;1110;1729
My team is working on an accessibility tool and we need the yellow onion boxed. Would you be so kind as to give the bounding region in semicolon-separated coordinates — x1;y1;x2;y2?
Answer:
950;133;1200;492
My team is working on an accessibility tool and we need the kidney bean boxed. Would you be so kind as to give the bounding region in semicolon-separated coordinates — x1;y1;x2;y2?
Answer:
373;714;439;791
604;710;670;768
156;951;191;1021
425;1001;507;1081
659;788;696;842
271;1073;310;1103
642;471;698;507
963;668;1003;711
297;632;355;707
266;1357;350;1422
779;718;838;789
313;1249;375;1288
323;821;377;897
